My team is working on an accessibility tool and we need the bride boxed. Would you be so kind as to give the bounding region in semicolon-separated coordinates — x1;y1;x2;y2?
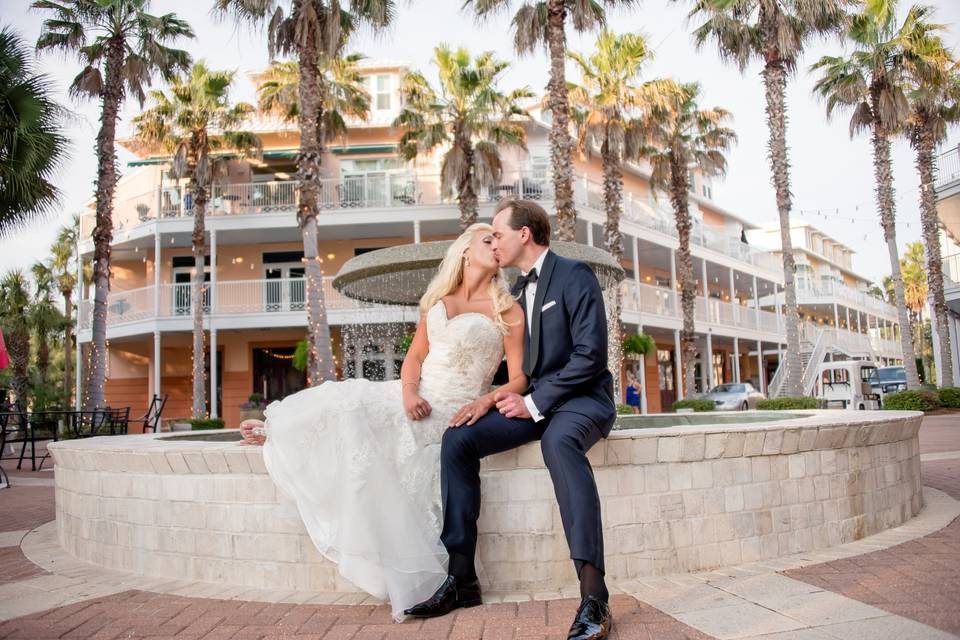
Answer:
238;223;526;620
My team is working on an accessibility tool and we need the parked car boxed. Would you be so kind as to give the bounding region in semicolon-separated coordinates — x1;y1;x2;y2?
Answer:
814;360;882;410
873;366;907;395
702;383;765;411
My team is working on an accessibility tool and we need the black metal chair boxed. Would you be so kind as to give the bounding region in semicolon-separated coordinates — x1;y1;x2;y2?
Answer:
0;406;30;474
68;409;112;439
22;410;59;471
139;394;168;433
108;407;130;435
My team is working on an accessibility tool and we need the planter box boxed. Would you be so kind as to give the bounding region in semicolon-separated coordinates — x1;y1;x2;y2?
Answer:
239;408;266;423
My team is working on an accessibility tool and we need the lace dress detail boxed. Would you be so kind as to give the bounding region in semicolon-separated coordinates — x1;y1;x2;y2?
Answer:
261;302;504;620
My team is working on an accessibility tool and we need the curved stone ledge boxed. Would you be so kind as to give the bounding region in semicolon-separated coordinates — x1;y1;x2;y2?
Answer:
49;410;924;592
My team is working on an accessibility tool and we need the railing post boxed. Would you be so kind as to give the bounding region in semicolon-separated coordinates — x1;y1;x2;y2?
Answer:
385;173;392;207
156;185;162;220
674;329;684;400
210;229;217;316
154;232;161;318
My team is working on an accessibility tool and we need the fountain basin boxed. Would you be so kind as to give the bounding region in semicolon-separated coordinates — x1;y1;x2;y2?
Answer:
48;410;923;592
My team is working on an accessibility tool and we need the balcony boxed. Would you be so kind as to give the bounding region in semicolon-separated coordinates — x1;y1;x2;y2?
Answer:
936;146;960;191
81;170;781;275
621;281;784;336
794;279;895;318
77;277;391;333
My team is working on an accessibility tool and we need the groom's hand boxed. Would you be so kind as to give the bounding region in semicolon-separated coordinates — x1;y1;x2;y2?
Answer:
494;392;532;419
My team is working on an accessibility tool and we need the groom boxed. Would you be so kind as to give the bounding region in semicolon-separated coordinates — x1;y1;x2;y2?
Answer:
405;198;617;640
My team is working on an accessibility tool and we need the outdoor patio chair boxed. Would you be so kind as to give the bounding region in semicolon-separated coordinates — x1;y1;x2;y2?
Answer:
108;407;130;435
139;394;168;433
0;407;30;474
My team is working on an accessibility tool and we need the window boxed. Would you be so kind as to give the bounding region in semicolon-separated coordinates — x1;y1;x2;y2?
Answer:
364;74;393;110
657;350;674;391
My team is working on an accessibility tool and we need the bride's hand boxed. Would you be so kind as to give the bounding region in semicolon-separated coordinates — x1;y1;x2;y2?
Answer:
403;388;432;421
449;397;493;428
239;419;267;445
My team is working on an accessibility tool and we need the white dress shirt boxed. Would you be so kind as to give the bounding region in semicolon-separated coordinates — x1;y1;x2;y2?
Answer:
522;250;549;422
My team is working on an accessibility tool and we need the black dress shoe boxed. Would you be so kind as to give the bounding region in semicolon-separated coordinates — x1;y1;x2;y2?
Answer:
566;596;611;640
403;575;482;618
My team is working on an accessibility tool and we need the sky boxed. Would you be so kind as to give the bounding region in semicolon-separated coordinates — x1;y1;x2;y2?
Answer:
3;0;960;284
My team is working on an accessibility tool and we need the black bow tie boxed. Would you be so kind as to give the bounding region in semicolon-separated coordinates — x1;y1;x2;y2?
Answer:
512;268;539;295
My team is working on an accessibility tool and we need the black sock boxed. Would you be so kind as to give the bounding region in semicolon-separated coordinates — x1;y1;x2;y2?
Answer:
448;552;477;582
578;562;608;603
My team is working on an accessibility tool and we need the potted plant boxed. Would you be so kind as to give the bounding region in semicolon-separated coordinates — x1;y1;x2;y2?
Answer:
136;203;151;221
239;392;267;422
622;333;656;359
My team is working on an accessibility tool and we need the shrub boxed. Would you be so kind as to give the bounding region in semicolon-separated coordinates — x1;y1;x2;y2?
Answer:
623;333;656;357
616;403;635;414
756;396;818;410
241;393;267;410
190;418;226;430
882;391;941;412
937;387;960;408
672;399;714;412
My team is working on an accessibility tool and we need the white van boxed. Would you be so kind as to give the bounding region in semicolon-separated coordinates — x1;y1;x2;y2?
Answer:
814;360;883;410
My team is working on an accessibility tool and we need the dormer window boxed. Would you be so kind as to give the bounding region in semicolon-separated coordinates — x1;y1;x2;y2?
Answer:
364;74;392;110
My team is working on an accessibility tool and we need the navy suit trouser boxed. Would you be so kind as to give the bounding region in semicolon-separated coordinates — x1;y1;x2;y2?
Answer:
439;409;606;576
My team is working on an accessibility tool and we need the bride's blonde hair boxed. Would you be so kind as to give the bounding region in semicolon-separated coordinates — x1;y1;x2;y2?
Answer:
419;223;517;333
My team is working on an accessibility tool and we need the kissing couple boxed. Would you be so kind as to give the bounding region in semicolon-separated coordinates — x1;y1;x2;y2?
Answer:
240;198;617;639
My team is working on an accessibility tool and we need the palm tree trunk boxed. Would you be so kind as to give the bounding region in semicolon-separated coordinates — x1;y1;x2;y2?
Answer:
916;123;953;386
190;174;208;419
298;36;337;385
669;155;698;398
63;287;73;405
601;141;624;401
546;0;576;241
871;117;920;388
84;39;125;410
456;131;479;229
8;329;29;408
761;61;803;396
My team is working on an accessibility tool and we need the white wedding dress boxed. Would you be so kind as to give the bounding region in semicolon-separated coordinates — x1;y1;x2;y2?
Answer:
261;301;504;620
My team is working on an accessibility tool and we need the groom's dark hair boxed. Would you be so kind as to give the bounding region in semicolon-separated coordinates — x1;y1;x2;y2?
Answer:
495;197;551;246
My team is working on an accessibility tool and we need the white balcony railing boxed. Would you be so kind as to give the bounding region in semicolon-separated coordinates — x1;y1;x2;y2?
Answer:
943;253;960;287
77;277;373;331
85;169;780;274
794;278;895;318
621;281;783;335
935;146;960;190
81;277;785;336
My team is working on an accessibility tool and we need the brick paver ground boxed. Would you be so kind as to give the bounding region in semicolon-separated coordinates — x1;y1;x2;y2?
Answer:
0;591;712;640
784;418;960;636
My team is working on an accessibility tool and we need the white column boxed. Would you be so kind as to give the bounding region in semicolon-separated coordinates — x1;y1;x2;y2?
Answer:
833;303;840;328
632;236;642;293
75;239;83;411
950;314;960;384
775;284;782;327
210;229;218;315
153;331;161;403
670;249;677;292
154;232;161;316
637;321;648;415
857;311;863;334
674;329;683;400
209;328;218;419
586;222;594;247
757;339;765;395
728;267;736;307
845;306;850;333
753;275;760;329
733;337;741;383
931;308;943;386
705;331;714;389
414;219;421;244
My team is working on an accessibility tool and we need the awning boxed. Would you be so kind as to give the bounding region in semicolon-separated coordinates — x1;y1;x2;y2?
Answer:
128;144;399;167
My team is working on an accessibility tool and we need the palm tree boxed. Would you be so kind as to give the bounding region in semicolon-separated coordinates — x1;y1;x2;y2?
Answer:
901;241;928;376
394;45;531;229
48;217;79;405
810;0;941;390
902;28;958;386
634;82;736;397
567;30;681;396
682;0;849;397
0;26;67;236
256;56;370;140
132;61;261;419
34;0;193;409
215;0;394;386
0;271;33;407
29;262;66;402
463;0;638;241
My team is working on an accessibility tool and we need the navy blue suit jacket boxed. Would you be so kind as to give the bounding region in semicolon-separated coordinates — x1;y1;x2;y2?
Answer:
519;250;617;437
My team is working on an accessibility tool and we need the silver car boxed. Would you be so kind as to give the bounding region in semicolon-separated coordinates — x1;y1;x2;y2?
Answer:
703;382;765;411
